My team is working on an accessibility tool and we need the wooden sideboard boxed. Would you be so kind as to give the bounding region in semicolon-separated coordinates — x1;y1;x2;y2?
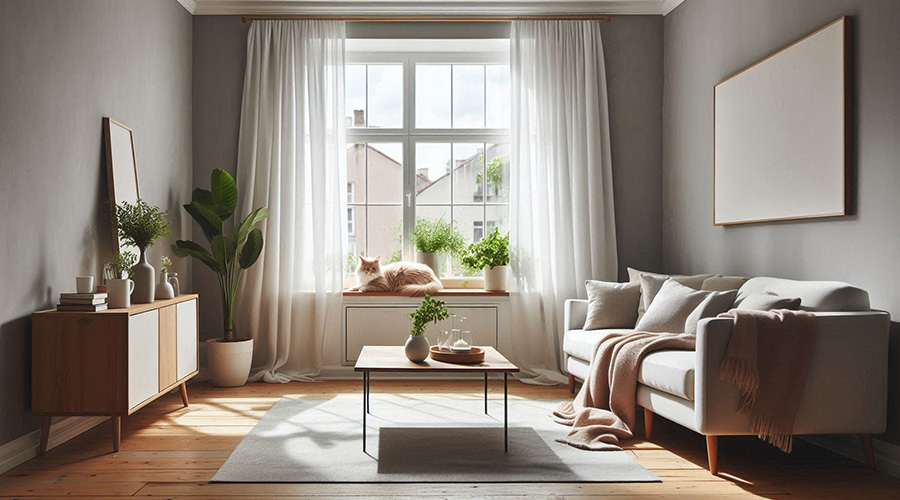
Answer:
32;294;199;453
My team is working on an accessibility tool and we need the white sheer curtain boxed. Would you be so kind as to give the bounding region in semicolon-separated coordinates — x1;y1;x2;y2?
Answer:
234;20;347;383
508;20;618;383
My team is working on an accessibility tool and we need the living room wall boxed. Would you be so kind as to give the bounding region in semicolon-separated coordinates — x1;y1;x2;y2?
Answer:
0;0;192;448
191;16;665;353
663;0;900;445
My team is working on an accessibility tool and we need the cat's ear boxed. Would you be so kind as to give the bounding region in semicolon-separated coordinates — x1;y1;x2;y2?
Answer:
375;256;381;262
358;255;364;262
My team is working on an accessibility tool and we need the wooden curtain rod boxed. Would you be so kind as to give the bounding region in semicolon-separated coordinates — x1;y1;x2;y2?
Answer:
241;16;611;23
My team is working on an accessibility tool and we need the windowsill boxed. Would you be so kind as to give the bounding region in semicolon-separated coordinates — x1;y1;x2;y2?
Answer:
342;289;509;297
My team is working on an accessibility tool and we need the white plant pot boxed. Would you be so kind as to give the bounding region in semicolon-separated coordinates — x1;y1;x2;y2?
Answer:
206;338;254;387
404;334;430;363
483;265;509;292
417;251;440;278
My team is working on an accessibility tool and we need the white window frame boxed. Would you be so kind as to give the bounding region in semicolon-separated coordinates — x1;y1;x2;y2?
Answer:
346;50;510;278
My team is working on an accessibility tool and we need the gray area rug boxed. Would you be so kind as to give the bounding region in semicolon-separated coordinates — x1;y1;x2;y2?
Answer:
212;396;658;483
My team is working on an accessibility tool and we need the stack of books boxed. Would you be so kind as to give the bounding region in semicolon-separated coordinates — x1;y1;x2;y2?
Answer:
57;292;108;312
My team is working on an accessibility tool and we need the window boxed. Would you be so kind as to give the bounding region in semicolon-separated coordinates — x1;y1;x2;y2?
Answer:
347;207;355;236
345;41;510;282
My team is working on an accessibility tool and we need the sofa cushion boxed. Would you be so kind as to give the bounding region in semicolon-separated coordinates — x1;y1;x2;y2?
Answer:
736;277;870;311
627;268;713;322
636;279;715;333
701;275;749;291
563;328;634;362
584;280;641;330
684;288;739;335
737;291;801;311
638;350;696;400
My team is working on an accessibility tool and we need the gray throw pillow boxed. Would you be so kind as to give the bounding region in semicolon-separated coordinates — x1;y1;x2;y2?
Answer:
628;267;714;323
737;291;801;311
583;280;641;330
636;279;719;334
684;289;739;335
701;275;749;292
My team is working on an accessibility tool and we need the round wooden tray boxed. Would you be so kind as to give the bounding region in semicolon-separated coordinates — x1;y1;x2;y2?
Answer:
429;346;485;364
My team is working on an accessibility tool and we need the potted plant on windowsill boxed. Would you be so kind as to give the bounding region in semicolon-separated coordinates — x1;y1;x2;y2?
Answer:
172;168;268;387
407;295;450;362
107;199;172;304
409;216;465;278
462;228;510;292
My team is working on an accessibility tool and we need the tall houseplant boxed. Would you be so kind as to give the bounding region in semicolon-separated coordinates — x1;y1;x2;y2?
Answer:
108;199;171;303
462;228;510;291
172;168;268;387
410;217;466;278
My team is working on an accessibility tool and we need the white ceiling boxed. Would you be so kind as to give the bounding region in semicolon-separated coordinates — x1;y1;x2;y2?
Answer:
176;0;686;16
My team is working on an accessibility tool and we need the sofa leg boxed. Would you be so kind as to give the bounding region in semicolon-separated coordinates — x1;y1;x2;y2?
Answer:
643;408;654;440
568;373;575;394
706;435;718;475
861;434;875;469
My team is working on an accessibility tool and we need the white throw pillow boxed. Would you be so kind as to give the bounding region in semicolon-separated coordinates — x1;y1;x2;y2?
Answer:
627;267;714;323
737;291;801;311
636;279;723;334
684;288;739;335
583;280;641;330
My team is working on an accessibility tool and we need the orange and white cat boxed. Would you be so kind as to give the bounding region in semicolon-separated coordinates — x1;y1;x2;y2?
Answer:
350;256;443;297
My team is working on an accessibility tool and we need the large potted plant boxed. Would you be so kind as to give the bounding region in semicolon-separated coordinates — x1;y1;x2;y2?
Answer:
172;169;268;387
462;228;510;292
108;199;171;303
409;217;465;278
407;295;450;362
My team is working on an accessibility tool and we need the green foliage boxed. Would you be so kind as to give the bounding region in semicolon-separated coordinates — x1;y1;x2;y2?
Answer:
107;199;171;252
409;295;450;337
108;251;136;279
160;256;172;274
410;217;466;255
476;155;507;192
172;168;268;341
461;228;510;272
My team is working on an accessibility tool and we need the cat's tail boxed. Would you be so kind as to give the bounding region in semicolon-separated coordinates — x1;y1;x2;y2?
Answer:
396;281;443;297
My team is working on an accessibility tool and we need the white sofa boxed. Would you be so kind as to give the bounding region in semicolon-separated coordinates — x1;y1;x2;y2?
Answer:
563;276;890;474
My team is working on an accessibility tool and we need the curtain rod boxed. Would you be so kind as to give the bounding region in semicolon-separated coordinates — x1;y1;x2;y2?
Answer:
240;16;611;23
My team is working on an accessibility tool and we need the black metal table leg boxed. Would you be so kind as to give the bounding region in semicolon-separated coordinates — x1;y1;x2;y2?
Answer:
366;371;370;414
362;371;367;452
484;372;488;414
504;372;508;452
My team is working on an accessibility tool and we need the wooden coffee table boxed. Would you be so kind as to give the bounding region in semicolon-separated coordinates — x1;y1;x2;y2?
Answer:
354;345;520;452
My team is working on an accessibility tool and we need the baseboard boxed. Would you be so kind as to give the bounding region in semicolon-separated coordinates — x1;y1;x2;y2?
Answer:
800;434;900;479
0;416;108;475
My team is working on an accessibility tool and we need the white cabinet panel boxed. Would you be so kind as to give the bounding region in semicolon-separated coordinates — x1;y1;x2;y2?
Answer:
176;299;198;380
128;310;159;410
345;306;497;363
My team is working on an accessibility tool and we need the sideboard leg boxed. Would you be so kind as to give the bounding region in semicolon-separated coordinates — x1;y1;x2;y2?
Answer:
112;416;121;452
179;382;190;407
38;416;51;456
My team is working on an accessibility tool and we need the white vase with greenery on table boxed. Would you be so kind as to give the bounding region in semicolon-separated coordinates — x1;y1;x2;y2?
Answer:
406;295;450;362
108;199;171;304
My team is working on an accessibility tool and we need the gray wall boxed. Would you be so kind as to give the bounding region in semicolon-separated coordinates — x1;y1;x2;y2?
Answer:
0;0;192;447
190;16;664;343
663;0;900;444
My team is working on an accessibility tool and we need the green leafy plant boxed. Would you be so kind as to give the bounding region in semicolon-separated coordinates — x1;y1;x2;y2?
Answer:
461;228;510;272
172;169;268;342
107;199;171;252
160;256;173;274
410;217;466;255
108;251;137;279
476;154;507;192
409;295;450;337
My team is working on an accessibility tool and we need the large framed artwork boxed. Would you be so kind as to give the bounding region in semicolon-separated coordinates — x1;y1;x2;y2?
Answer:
713;16;850;226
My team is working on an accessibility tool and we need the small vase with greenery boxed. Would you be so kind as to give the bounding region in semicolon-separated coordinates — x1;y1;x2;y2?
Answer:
172;168;267;387
107;251;136;280
108;199;171;303
462;228;510;291
410;217;465;277
406;295;450;362
105;251;136;309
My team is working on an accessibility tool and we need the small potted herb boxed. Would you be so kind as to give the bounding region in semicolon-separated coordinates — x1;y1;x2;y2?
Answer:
409;217;466;278
407;295;450;362
106;251;136;309
107;199;171;304
462;228;510;291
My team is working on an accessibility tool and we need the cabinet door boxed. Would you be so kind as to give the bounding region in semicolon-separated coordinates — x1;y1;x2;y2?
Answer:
128;310;159;411
176;299;198;380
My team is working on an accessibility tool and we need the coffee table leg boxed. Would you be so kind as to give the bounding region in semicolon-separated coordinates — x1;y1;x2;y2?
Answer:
366;371;370;414
362;371;367;453
484;373;488;414
504;372;508;452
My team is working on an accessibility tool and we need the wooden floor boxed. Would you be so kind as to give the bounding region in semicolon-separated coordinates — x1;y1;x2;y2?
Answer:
2;380;898;499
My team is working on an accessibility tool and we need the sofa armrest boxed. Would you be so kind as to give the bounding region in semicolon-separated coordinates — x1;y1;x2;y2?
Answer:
694;311;891;435
564;299;589;332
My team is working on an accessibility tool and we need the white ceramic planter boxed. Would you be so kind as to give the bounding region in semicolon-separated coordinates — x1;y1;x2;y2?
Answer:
417;252;441;278
131;250;155;304
404;334;430;362
155;272;175;300
206;338;254;387
107;278;134;309
483;265;509;292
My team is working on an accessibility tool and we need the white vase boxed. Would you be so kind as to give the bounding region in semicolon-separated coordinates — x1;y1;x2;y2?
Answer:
131;250;155;303
483;265;509;292
155;272;175;300
404;335;430;363
107;278;135;309
416;252;440;278
207;338;254;387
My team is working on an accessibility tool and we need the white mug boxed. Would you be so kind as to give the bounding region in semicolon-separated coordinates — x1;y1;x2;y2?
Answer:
76;276;94;294
107;279;135;309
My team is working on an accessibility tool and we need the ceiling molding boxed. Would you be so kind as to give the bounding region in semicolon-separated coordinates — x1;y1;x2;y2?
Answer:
188;0;686;16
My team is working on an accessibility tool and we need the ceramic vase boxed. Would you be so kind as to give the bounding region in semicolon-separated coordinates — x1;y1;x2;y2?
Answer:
155;272;175;300
131;250;155;303
417;252;440;278
207;337;254;387
483;265;509;292
107;278;134;309
404;334;430;363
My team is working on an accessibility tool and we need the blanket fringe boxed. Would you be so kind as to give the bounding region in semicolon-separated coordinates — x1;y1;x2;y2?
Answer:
747;410;794;453
720;357;759;398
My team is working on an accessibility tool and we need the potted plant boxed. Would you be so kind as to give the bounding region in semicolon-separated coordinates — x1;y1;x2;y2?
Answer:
172;168;268;387
409;216;465;278
407;295;450;362
108;199;171;303
461;228;510;292
106;251;136;309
